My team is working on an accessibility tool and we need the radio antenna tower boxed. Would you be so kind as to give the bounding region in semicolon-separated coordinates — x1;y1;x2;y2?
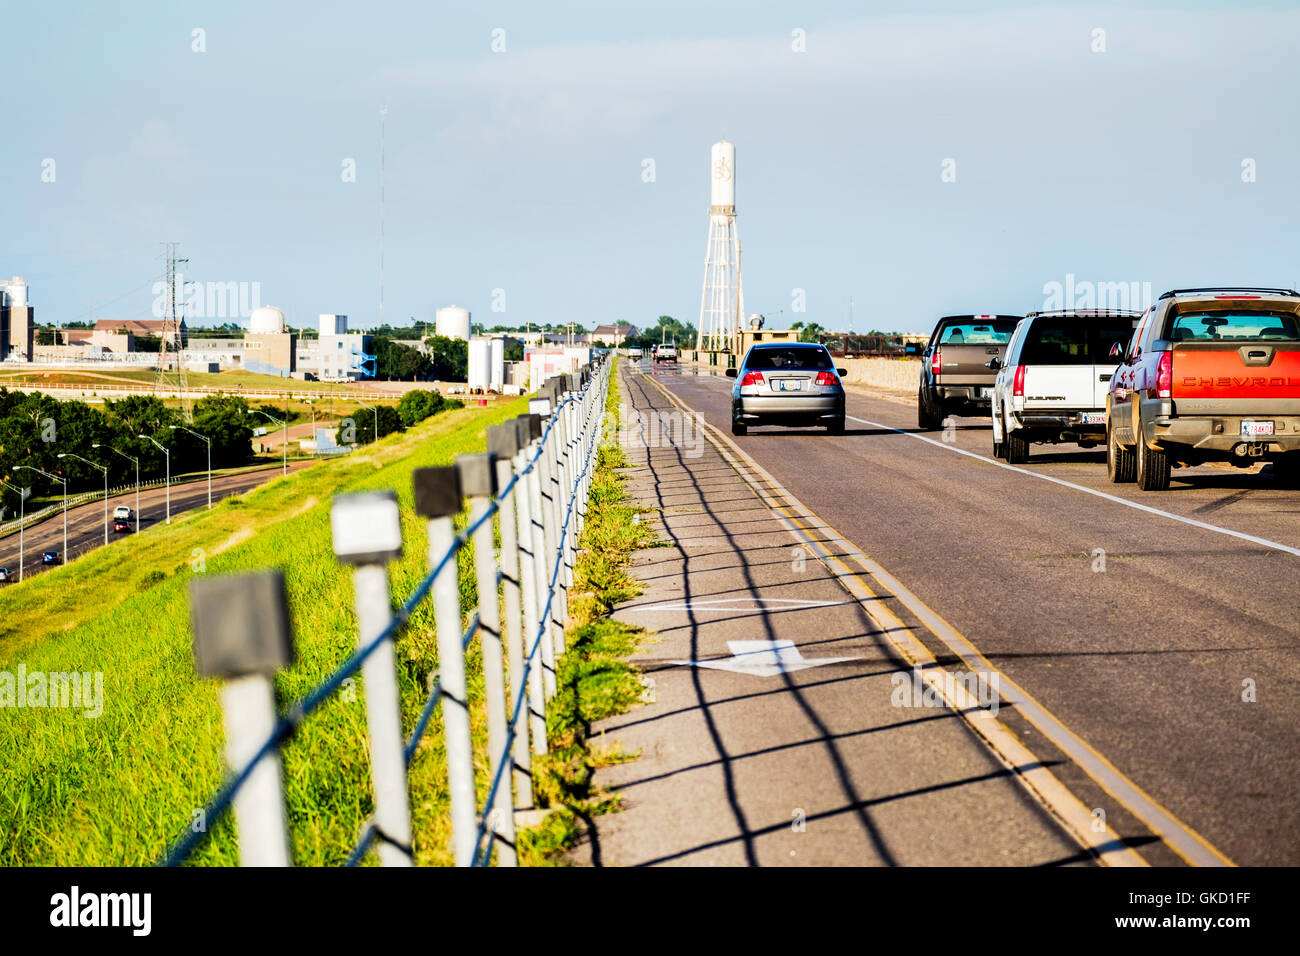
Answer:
696;140;743;354
155;241;191;418
379;102;387;328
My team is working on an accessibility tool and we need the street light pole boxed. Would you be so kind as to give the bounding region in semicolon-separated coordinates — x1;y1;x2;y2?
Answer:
140;435;171;524
13;465;66;565
251;410;287;475
58;453;109;545
0;478;23;583
358;401;377;446
171;426;212;509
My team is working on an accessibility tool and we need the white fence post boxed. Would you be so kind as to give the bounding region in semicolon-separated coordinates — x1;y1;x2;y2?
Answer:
189;570;294;867
514;415;551;752
331;491;413;867
414;465;476;867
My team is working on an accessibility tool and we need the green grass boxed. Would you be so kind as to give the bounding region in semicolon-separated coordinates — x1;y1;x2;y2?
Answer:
0;398;528;866
0;367;379;395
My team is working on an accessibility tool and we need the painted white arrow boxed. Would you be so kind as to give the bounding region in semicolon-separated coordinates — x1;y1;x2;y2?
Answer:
672;640;860;677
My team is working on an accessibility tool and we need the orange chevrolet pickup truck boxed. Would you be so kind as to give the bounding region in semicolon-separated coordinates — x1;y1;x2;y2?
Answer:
1106;287;1300;490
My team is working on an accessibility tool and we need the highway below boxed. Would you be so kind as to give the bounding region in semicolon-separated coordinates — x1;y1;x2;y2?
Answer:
0;462;313;584
594;360;1299;866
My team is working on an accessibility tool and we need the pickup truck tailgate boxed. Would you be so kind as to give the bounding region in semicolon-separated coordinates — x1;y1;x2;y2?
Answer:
935;344;1004;386
1171;343;1300;413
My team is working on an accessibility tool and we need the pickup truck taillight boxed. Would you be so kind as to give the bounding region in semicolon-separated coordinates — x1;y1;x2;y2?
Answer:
1012;364;1026;397
815;370;839;386
1156;351;1172;398
931;349;942;378
740;370;765;387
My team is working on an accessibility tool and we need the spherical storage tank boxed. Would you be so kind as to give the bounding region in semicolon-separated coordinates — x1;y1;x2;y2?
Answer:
249;306;287;334
435;305;471;342
710;140;735;209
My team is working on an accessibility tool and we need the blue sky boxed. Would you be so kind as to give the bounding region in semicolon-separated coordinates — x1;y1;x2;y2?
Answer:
4;1;1299;335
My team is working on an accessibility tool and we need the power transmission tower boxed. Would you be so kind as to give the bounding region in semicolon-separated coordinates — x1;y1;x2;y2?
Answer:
156;242;191;418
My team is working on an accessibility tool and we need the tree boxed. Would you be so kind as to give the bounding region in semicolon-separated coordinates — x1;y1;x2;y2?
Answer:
373;337;434;380
346;405;402;444
423;335;468;382
192;395;256;468
397;389;446;428
790;321;825;344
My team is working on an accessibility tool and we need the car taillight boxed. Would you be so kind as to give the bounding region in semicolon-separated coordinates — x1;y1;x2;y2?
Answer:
815;370;839;386
1156;350;1172;398
1012;364;1026;397
740;370;764;387
931;349;942;377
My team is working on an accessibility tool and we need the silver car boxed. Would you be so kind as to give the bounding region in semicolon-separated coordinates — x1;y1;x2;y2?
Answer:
726;343;847;435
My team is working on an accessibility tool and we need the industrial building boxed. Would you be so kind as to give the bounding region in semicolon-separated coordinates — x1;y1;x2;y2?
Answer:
1;276;36;362
296;314;374;381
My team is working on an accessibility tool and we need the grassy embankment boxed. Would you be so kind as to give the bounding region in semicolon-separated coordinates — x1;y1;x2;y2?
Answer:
0;398;527;865
0;361;656;866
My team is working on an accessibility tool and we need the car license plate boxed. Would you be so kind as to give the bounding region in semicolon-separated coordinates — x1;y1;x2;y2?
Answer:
776;379;803;392
1081;412;1105;425
1242;420;1274;437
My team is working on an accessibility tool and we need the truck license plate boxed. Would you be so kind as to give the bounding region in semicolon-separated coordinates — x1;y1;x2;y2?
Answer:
777;379;803;392
1082;412;1106;425
1241;420;1274;437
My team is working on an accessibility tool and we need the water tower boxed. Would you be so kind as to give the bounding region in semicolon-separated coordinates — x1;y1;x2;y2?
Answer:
696;140;743;353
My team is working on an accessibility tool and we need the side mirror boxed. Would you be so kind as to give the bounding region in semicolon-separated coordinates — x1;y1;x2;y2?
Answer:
985;358;1001;370
724;368;738;378
836;368;847;376
1109;341;1123;359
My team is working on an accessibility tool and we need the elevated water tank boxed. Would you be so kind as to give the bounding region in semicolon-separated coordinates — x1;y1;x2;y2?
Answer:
435;305;470;342
249;306;287;334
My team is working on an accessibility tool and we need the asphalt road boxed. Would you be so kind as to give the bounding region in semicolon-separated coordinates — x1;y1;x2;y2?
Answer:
0;462;313;583
598;360;1298;866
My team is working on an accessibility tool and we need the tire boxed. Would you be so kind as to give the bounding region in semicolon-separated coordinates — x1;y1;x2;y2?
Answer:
1005;430;1029;464
731;418;747;436
917;388;943;430
826;416;845;435
1270;454;1300;489
1135;435;1170;491
1106;422;1135;483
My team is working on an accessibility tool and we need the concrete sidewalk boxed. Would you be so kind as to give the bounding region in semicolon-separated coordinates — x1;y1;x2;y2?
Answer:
568;365;1087;866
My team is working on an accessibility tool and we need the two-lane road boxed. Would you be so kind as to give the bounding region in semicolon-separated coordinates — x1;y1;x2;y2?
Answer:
0;463;313;583
635;360;1299;865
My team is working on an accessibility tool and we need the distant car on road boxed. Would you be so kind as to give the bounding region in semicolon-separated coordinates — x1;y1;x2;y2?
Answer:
114;519;131;533
990;310;1141;463
726;342;846;435
113;505;133;520
1107;287;1300;490
654;343;679;363
918;314;1023;429
0;568;9;582
627;347;643;360
42;550;59;565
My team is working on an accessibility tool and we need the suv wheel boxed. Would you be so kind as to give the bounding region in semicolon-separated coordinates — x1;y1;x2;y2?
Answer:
1005;431;1029;464
1106;423;1135;483
1135;437;1170;491
917;388;943;430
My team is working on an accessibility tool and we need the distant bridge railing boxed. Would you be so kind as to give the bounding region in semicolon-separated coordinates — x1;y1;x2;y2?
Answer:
163;356;610;866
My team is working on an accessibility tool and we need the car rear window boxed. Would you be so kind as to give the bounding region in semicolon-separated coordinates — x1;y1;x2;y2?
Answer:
1020;321;1136;365
745;347;833;370
938;321;1018;345
1165;310;1300;342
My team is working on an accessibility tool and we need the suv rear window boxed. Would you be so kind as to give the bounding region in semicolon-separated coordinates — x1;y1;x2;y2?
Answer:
1020;321;1135;365
745;347;833;370
1166;310;1300;342
937;321;1018;345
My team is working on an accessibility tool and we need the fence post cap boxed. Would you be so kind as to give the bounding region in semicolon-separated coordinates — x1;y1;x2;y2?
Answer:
331;490;403;564
413;465;462;518
565;373;581;392
487;423;519;459
190;570;294;678
517;413;542;441
456;453;496;498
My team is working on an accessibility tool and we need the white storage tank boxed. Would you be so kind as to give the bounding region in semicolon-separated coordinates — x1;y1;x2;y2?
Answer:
710;140;735;209
249;306;287;334
489;337;505;391
467;337;491;391
435;305;471;342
